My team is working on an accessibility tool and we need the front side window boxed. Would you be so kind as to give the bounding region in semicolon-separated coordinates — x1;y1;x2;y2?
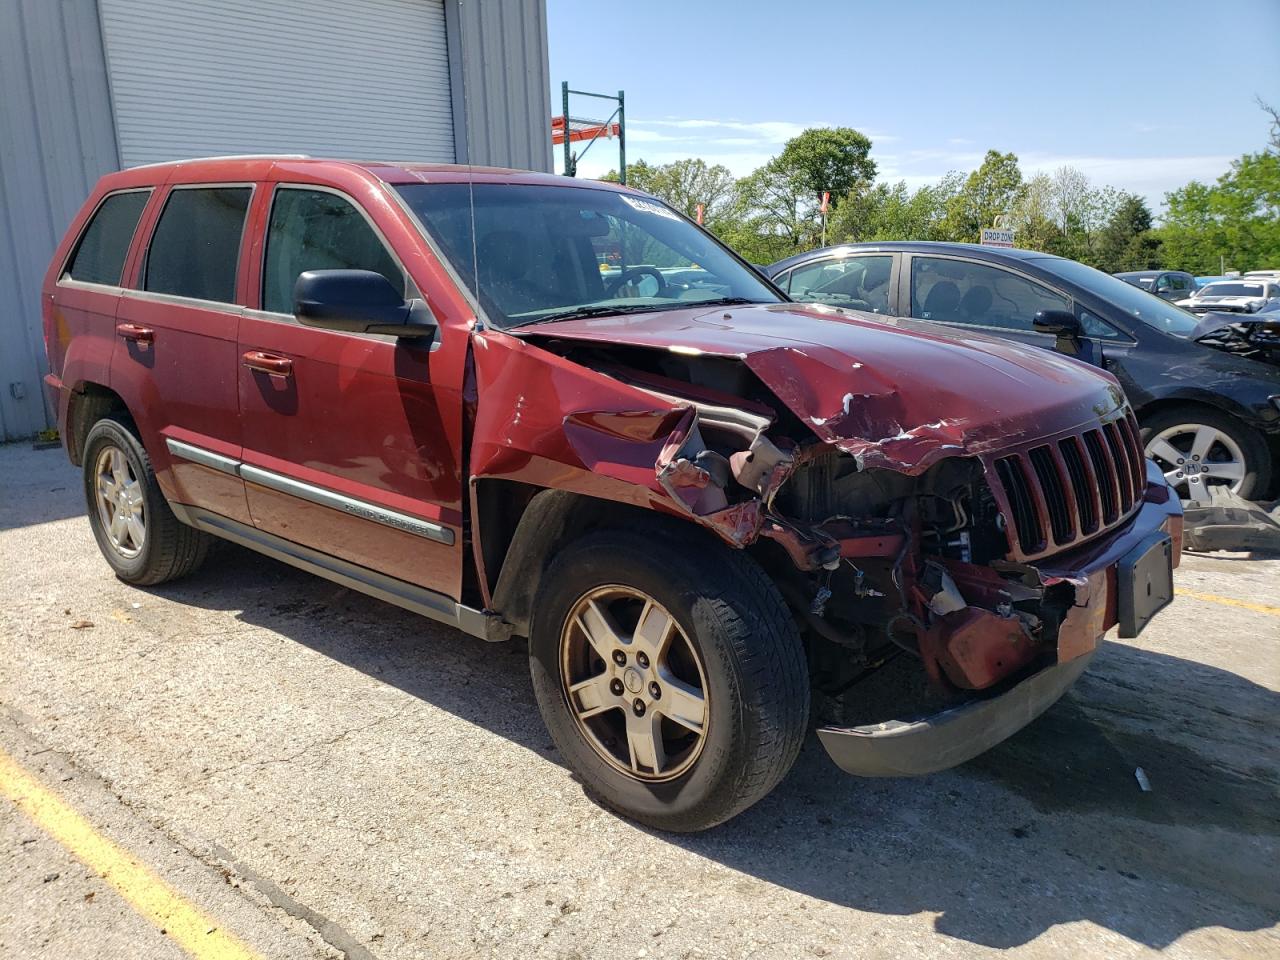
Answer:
144;187;251;303
396;183;780;330
262;188;403;315
65;190;150;285
1033;257;1200;337
788;255;893;313
910;257;1068;331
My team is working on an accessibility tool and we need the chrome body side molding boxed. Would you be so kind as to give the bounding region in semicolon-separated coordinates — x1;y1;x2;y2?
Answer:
164;438;455;546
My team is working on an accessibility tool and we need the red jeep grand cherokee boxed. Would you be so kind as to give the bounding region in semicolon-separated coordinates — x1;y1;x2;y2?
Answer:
43;157;1181;831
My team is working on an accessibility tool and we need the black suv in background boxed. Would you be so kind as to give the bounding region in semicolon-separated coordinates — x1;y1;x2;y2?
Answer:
1114;270;1197;301
767;242;1280;502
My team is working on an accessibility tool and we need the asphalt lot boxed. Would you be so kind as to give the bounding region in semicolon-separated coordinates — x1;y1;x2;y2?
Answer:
1;441;1278;960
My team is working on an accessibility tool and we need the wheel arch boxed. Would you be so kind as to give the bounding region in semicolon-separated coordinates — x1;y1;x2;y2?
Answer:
478;481;723;638
1131;391;1262;434
65;381;132;466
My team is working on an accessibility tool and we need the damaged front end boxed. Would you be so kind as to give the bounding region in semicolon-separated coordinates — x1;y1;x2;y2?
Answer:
481;306;1182;778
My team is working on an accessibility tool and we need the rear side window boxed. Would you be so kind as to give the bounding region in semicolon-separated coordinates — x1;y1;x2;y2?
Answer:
144;187;252;303
261;188;402;315
65;190;150;285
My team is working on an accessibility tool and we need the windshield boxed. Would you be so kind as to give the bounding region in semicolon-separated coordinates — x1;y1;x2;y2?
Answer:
1035;258;1201;337
396;183;780;329
1118;274;1155;290
1198;282;1265;298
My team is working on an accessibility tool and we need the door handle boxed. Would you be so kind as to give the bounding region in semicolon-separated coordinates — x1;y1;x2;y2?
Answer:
241;350;294;377
116;323;154;343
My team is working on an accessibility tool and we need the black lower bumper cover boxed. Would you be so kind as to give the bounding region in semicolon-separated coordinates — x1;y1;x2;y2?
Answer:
817;650;1097;777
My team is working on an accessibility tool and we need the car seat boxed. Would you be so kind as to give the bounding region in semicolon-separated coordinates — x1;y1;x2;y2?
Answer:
920;280;960;321
958;286;993;324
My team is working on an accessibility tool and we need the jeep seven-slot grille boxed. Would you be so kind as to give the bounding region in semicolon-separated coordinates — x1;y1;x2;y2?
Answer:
989;415;1146;560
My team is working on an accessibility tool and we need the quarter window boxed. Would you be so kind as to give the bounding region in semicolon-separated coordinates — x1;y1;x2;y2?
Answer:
910;257;1069;331
144;187;251;303
65;191;150;285
789;255;893;313
262;188;402;315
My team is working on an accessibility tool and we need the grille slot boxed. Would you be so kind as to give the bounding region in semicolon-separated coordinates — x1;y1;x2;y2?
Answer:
994;456;1043;555
1058;436;1097;534
1120;413;1147;495
1104;421;1134;512
1083;429;1118;524
1029;446;1073;544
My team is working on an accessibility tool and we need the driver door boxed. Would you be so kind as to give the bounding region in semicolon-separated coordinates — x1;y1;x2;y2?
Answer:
237;182;466;597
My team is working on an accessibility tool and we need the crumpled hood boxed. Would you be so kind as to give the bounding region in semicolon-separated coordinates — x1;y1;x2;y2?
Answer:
521;303;1127;474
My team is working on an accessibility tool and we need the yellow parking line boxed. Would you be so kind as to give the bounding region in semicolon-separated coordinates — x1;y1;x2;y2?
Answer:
0;747;262;960
1174;588;1280;618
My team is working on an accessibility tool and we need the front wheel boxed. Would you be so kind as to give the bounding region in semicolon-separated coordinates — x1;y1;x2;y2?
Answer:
1141;406;1270;502
529;527;808;832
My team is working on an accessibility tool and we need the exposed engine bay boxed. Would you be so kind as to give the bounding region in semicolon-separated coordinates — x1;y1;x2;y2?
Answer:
1195;317;1280;368
523;335;1099;717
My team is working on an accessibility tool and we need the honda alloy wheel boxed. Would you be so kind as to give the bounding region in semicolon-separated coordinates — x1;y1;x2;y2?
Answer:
559;585;709;782
1140;405;1270;503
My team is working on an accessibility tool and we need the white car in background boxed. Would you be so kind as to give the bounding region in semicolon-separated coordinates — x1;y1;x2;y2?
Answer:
1178;279;1280;314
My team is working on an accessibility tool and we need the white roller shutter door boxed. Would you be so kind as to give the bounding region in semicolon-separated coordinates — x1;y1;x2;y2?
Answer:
99;0;455;167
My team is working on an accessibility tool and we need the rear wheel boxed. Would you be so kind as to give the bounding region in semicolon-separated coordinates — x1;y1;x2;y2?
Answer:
82;416;211;585
529;526;808;832
1141;406;1270;502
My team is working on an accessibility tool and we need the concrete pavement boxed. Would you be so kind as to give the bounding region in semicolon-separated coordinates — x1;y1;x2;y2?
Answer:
1;442;1277;959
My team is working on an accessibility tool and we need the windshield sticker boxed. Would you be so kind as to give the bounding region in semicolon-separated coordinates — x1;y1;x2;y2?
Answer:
619;195;681;221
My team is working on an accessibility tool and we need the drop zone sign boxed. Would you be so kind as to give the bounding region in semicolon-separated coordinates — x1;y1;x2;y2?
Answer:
980;228;1016;248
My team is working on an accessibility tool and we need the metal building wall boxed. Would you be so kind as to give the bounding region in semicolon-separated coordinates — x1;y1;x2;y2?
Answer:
0;0;121;441
0;0;551;441
446;0;553;173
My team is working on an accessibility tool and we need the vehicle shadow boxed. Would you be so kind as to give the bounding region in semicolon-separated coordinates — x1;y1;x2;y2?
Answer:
147;544;1280;951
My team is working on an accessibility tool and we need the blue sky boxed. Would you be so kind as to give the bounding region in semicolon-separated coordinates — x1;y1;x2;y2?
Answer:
547;0;1280;211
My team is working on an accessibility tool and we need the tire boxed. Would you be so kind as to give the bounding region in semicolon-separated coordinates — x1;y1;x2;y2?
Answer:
1140;405;1271;502
529;526;808;832
82;415;211;585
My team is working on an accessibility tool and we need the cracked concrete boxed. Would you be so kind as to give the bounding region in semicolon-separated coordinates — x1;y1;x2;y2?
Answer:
1;442;1278;960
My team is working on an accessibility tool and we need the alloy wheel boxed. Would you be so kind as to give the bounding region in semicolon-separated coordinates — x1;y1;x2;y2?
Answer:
94;444;146;558
1145;423;1246;502
559;585;709;782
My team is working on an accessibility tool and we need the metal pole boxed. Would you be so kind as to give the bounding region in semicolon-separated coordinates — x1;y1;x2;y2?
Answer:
617;89;626;185
562;81;572;177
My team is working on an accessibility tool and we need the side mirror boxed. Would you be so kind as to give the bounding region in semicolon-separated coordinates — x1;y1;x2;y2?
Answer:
1033;309;1101;366
294;269;436;339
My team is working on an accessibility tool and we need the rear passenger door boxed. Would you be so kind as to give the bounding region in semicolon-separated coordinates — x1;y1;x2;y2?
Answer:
113;184;253;524
236;184;461;597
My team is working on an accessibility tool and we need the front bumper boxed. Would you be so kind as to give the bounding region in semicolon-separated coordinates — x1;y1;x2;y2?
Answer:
817;460;1181;777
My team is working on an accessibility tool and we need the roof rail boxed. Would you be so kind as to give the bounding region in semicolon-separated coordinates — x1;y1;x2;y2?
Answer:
126;153;311;170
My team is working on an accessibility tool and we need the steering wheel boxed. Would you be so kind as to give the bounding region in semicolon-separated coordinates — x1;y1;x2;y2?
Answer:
606;266;668;298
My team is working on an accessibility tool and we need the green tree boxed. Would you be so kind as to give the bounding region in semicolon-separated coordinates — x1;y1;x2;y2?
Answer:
1158;150;1280;274
1095;193;1160;272
774;127;876;207
603;158;739;227
943;150;1025;242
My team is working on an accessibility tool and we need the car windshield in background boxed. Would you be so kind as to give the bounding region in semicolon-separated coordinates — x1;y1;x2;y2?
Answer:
1122;275;1156;290
1199;282;1265;298
396;183;780;330
1036;258;1200;337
